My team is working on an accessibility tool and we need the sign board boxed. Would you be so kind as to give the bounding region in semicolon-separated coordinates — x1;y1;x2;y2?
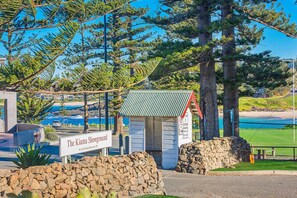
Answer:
59;130;112;157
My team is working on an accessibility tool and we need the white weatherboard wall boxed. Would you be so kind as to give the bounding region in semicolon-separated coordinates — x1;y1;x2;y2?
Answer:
178;108;193;147
162;117;179;169
129;117;145;152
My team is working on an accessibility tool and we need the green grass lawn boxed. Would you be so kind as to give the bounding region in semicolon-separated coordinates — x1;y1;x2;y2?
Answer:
193;128;297;155
237;95;297;111
240;129;297;156
212;160;297;171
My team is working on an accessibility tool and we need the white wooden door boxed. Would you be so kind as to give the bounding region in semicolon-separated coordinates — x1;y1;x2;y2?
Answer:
162;117;178;169
129;117;145;152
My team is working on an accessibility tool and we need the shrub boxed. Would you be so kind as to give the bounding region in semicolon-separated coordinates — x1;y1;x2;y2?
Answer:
13;144;51;169
7;190;39;198
45;132;59;141
44;126;56;133
76;187;117;198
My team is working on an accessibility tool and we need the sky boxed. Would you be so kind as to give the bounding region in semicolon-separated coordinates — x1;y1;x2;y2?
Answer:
252;0;297;59
1;0;296;60
133;0;297;59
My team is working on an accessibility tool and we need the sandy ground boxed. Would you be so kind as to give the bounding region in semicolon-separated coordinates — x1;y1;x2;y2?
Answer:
238;111;294;119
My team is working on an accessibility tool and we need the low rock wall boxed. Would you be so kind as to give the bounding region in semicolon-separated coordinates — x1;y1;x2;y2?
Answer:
176;137;251;174
0;152;165;198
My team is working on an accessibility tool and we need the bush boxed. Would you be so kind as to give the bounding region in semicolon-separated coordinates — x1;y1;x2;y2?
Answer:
44;126;56;133
13;144;51;169
45;132;59;141
76;187;117;198
7;190;39;198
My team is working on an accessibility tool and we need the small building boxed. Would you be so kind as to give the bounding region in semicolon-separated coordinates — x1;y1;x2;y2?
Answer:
119;90;203;169
0;91;17;133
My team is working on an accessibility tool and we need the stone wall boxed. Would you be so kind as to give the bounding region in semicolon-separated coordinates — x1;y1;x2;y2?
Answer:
176;137;251;174
0;152;165;198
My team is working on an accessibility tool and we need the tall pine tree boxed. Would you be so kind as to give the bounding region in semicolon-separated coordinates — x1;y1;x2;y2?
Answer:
89;3;154;134
146;0;220;139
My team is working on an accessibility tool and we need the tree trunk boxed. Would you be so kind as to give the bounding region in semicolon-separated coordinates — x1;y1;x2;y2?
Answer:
83;93;89;133
197;1;219;140
113;91;124;135
222;1;239;137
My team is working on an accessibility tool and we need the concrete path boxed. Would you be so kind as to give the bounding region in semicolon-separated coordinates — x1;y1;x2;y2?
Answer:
162;170;297;198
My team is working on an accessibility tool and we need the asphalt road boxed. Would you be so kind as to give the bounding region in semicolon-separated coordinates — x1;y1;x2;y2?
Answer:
162;171;297;198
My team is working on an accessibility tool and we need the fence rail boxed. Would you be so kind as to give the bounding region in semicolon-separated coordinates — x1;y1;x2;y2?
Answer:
251;146;297;160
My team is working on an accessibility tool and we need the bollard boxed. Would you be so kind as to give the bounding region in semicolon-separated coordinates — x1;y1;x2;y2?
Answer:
272;147;276;157
119;134;124;155
125;136;130;154
257;149;261;159
262;150;266;159
249;154;255;164
99;148;107;156
195;132;200;141
62;156;68;164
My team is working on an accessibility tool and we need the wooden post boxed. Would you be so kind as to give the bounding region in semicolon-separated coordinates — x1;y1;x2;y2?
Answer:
129;135;132;154
293;148;296;160
262;150;266;159
62;156;68;164
125;136;129;154
195;132;200;141
257;149;261;159
119;134;124;155
272;147;275;157
103;148;107;156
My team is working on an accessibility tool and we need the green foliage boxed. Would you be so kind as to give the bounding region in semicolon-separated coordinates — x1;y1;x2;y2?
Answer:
13;144;51;169
44;126;56;133
17;93;54;124
0;22;79;90
146;0;296;96
76;187;117;198
152;69;200;93
0;0;132;91
283;124;297;129
0;0;22;26
6;190;40;198
237;52;291;92
45;132;59;142
236;1;297;38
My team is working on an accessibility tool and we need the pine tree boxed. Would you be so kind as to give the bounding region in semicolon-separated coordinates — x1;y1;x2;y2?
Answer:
74;3;155;134
221;0;239;137
220;0;297;136
0;0;132;90
146;0;220;139
148;0;297;139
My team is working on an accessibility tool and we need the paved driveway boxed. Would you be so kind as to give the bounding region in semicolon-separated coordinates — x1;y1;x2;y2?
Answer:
162;170;297;198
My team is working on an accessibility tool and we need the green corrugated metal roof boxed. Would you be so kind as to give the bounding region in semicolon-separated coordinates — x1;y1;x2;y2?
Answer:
119;90;193;117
